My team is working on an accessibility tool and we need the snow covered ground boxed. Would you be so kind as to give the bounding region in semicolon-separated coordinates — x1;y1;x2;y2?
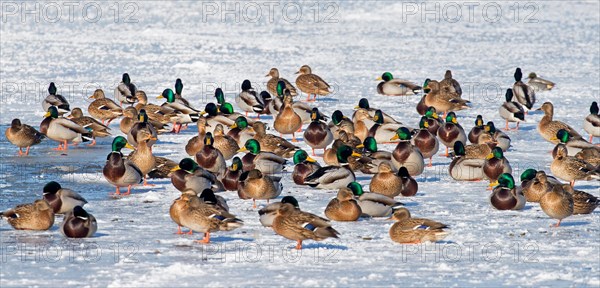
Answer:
1;1;599;286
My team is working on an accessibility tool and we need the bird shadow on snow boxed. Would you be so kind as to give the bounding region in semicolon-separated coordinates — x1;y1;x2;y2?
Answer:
295;242;348;250
560;221;590;227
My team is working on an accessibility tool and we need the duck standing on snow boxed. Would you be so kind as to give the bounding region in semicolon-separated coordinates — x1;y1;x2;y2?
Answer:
272;203;339;250
87;89;123;125
266;68;298;97
114;73;137;106
390;127;424;176
537;102;582;144
304;107;334;156
512;68;535;112
67;107;111;146
295;65;331;102
5;118;44;156
437;112;467;157
540;185;573;227
551;144;600;187
583;102;600;143
376;72;422;96
258;196;300;227
499;89;525;130
236;80;265;117
40;106;93;151
103;136;143;196
237;169;282;208
42;82;70;115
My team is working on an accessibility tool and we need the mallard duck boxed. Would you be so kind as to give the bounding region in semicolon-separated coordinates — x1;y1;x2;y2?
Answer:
483;122;511;152
304;108;333;155
537;102;582;144
219;157;243;191
346;182;403;217
303;145;357;189
412;116;439;166
368;110;403;144
40;106;93;151
483;147;513;185
219;101;252;125
390;127;424;176
68;107;111;146
352;108;375;142
237;169;282;208
416;79;431;115
323;139;374;173
489;173;525;210
178;192;243;243
370;162;403;197
87;89;123;125
523;170;555;202
174;78;192;107
439;70;462;96
195;133;226;174
575;147;600;167
158;88;200;133
228;116;256;147
468;115;485;144
5;118;44;156
551;144;600;186
103;136;143;196
353;98;402;125
272;203;339;249
119;107;137;134
552;129;599;156
437;112;467;157
170;158;218;193
329;110;355;139
499;89;525;131
214;88;241;119
561;184;599;215
114;73;137;106
258;196;299;227
127;130;157;186
527;72;555;91
1;199;54;230
170;189;196;235
376;72;422;96
252;121;298;158
423;80;470;116
185;118;209;156
127;109;158;148
42;82;70;114
41;181;87;214
584;102;600;143
213;124;240;160
423;106;444;135
389;208;449;244
398;167;418;196
236;80;265;117
238;139;287;175
148;156;178;179
512;68;535;111
358;136;393;172
459;133;497;159
540;185;573;227
274;94;302;142
266;68;298;97
292;150;320;185
448;141;486;181
295;65;331;101
134;91;176;127
325;187;362;221
60;206;97;238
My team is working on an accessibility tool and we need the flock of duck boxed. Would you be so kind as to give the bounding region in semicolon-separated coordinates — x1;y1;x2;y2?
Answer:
2;66;600;248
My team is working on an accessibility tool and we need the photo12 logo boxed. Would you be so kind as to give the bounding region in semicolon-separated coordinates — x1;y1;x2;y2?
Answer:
200;1;340;23
401;2;539;23
1;1;139;23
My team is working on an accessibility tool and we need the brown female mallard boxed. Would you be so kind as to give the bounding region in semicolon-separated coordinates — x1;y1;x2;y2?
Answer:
127;109;158;148
68;107;111;146
540;185;573;227
87;89;123;125
272;203;339;250
423;80;470;116
127;129;157;186
295;65;331;101
1;199;54;230
389;208;449;244
537;102;582;144
522;170;559;203
213;124;240;160
178;192;243;243
561;184;599;215
237;169;282;208
185;117;209;156
439;70;462;96
273;94;302;142
5;118;44;156
551;144;600;186
252;121;298;158
266;68;298;97
324;187;362;221
370;162;403;198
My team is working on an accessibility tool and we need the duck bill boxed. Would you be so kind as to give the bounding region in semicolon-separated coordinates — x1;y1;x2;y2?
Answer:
237;147;247;153
488;181;499;187
305;156;317;163
170;165;181;172
356;144;365;149
229;123;238;129
390;135;399;141
125;143;135;150
376;77;383;81
351;152;362;158
43;112;51;118
485;153;494;160
157;95;164;99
